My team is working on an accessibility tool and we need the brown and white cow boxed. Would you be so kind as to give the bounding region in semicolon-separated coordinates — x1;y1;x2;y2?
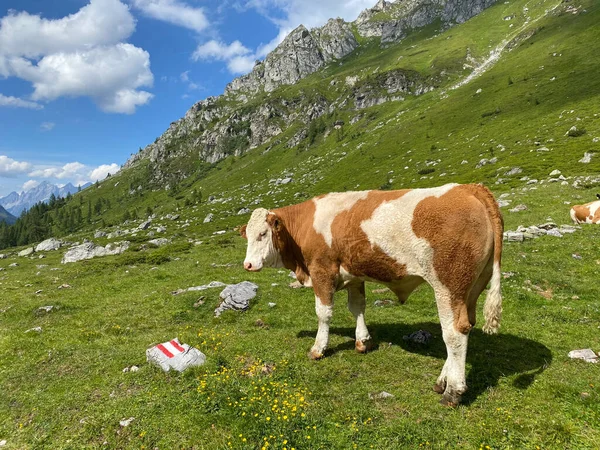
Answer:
240;183;503;406
570;194;600;224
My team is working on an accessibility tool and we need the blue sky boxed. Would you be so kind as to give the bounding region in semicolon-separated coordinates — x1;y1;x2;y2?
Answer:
0;0;375;198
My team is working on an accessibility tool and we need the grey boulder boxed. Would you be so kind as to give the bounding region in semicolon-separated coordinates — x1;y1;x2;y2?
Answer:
214;281;259;317
62;241;130;263
35;238;62;252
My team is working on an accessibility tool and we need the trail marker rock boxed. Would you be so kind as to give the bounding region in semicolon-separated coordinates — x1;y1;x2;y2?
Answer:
146;338;206;372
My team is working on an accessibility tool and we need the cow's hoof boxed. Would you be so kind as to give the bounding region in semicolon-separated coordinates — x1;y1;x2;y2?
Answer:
355;339;373;354
308;349;324;360
439;390;462;407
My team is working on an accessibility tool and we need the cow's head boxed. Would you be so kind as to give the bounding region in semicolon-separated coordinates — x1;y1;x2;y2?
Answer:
241;208;284;272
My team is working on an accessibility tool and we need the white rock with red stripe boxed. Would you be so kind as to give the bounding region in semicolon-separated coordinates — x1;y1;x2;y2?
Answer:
146;338;206;372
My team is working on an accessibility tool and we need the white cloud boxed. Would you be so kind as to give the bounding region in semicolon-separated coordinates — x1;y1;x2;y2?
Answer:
89;163;120;181
192;40;251;61
0;155;33;177
4;44;154;114
192;40;256;74
0;93;43;110
131;0;209;32
0;1;154;114
40;122;55;131
180;70;190;82
246;0;374;30
22;179;39;191
25;161;120;187
29;162;86;179
0;0;135;58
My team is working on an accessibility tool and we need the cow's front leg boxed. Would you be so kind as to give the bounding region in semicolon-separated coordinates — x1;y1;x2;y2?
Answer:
309;274;336;360
309;293;333;359
347;283;372;353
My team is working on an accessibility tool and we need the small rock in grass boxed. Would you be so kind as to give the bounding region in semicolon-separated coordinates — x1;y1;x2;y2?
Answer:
372;288;389;294
546;229;563;237
130;365;139;372
268;302;276;308
172;281;227;295
509;204;528;213
193;297;205;308
255;319;268;328
0;440;6;447
369;391;394;400
18;247;34;257
403;330;432;345
568;349;598;363
374;299;394;307
58;284;71;289
37;305;54;313
119;417;135;427
25;327;42;333
572;253;583;260
505;232;524;242
35;290;43;295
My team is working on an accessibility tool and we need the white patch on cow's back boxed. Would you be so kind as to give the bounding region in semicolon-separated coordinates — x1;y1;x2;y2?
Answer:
313;191;370;246
360;184;458;281
588;201;600;223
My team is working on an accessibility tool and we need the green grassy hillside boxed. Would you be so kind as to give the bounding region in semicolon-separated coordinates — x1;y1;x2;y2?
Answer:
1;0;600;448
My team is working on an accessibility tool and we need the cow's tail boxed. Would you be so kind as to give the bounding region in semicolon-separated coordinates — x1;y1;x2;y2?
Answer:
472;184;504;334
569;207;578;224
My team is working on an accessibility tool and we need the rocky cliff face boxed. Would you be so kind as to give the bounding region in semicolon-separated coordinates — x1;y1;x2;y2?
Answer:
357;0;497;43
224;22;358;96
125;0;498;181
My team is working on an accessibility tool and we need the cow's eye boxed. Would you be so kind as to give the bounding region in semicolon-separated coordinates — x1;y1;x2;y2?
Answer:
259;231;267;237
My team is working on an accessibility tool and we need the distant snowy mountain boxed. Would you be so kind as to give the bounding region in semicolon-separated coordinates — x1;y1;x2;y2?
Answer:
0;181;92;216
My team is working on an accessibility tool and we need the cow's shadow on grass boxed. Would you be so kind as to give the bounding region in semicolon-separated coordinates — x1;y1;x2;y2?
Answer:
297;321;552;405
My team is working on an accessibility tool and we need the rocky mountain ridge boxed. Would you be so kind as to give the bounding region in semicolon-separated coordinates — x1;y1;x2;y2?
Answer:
124;0;499;181
0;204;16;225
0;181;91;216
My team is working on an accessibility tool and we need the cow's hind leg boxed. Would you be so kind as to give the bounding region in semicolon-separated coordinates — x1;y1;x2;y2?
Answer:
433;289;470;407
347;283;372;353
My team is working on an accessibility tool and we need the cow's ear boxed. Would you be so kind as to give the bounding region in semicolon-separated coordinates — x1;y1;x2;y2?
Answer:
239;224;247;239
267;213;282;232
